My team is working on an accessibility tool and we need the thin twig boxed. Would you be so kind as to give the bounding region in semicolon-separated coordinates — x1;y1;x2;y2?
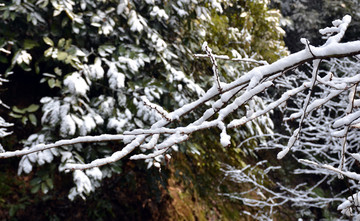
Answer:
339;83;358;172
194;53;268;65
202;42;222;92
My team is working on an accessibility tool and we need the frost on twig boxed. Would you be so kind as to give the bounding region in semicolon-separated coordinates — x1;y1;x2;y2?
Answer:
276;14;353;160
338;83;357;173
2;22;360;170
299;159;360;182
320;15;351;46
221;162;343;216
194;53;268;65
0;51;12;153
224;15;360;219
277;59;321;160
0;16;360;182
202;41;223;92
141;96;171;122
1;15;360;217
0;134;129;159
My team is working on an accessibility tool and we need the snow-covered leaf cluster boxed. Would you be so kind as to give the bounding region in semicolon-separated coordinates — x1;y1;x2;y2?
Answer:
5;1;360;220
0;45;13;153
1;0;283;201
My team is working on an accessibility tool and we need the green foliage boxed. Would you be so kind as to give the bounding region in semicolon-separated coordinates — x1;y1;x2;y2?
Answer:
9;104;39;126
272;0;360;52
0;171;30;219
30;167;55;194
206;1;288;63
0;0;288;219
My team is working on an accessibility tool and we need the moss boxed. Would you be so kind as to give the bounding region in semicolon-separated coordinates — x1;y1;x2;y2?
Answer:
166;174;244;221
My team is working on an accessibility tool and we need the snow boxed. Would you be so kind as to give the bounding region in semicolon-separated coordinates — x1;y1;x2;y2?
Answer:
277;148;289;160
171;68;205;97
172;4;188;17
16;50;32;65
17;155;33;175
218;81;273;120
0;134;128;159
128;10;144;33
85;167;103;180
64;72;89;96
4;31;360;170
220;129;231;147
141;96;171;121
4;13;360;215
116;0;128;15
351;153;360;163
61;151;72;162
150;6;169;20
118;56;140;72
247;70;263;91
331;128;347;138
83;114;96;133
210;0;223;13
88;57;104;80
107;117;127;132
52;34;360;171
150;33;167;52
319;15;351;46
60;115;76;136
41;98;61;125
71;170;93;199
153;162;161;168
338;192;360;218
333;111;360;128
141;134;160;150
130;147;167;160
65;135;141;170
37;149;54;165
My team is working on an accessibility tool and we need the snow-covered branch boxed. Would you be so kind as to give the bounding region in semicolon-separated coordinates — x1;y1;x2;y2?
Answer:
202;41;223;92
2;13;360;218
1;16;360;174
0;134;129;159
221;163;344;215
194;53;268;65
